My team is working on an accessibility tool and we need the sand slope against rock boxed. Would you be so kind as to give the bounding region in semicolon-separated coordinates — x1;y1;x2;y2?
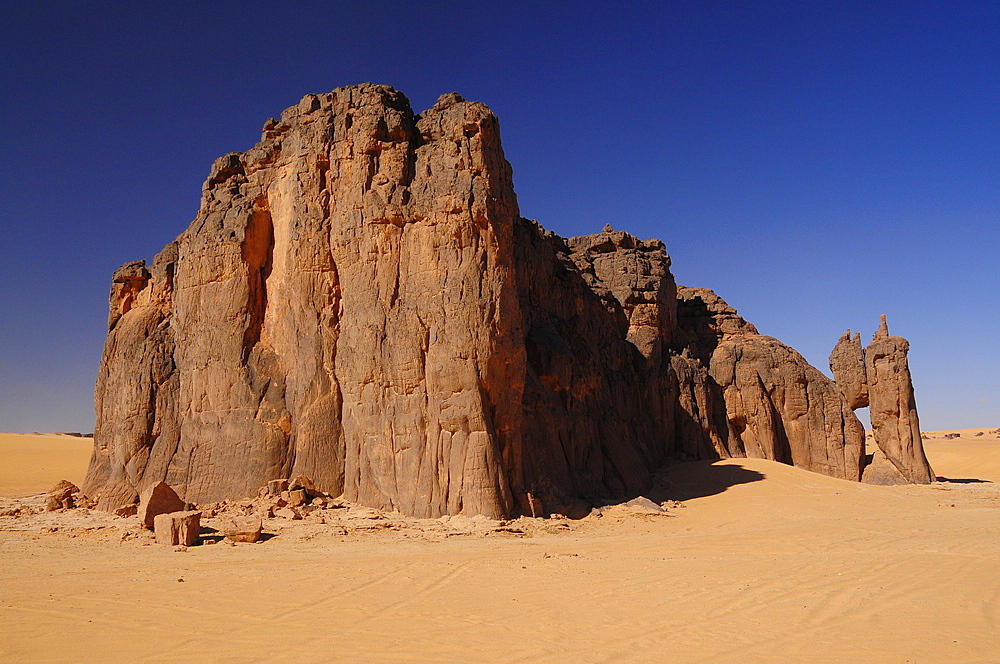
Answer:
1;429;998;663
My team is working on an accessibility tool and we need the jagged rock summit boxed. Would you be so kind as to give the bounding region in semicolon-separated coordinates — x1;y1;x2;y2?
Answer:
830;315;934;484
84;84;933;518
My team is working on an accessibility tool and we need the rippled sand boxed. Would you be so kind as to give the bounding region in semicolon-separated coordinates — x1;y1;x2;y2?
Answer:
2;429;998;663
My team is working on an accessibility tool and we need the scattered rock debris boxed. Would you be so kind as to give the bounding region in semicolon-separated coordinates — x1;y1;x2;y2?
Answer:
1;477;688;548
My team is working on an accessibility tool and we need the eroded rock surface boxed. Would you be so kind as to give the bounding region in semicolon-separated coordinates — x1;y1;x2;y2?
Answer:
865;316;935;484
84;84;927;517
827;316;934;485
830;331;870;410
676;287;865;481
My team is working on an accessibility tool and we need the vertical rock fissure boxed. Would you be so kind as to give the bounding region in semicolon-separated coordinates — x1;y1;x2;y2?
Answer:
241;198;274;360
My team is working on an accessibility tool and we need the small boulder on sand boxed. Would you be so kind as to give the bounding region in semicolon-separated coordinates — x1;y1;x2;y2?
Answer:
274;507;301;520
153;510;201;546
138;482;186;529
265;479;289;496
221;517;263;543
45;480;84;511
624;496;668;514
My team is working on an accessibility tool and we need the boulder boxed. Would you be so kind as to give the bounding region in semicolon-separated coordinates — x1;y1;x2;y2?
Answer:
265;479;289;496
221;517;263;543
138;482;186;529
861;447;911;486
44;480;81;511
47;480;79;501
153;510;201;546
624;496;667;513
288;476;316;493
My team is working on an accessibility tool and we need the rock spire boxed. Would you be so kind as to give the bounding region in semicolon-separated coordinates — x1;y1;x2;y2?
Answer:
829;315;934;484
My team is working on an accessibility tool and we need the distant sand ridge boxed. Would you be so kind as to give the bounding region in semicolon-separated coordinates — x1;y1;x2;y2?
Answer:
83;85;934;519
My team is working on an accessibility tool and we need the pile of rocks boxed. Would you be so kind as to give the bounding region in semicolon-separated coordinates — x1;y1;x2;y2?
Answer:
257;475;341;520
135;481;263;546
44;480;93;512
136;476;348;545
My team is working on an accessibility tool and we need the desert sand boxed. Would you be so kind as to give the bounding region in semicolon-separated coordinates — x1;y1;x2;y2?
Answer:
2;430;998;663
0;433;93;497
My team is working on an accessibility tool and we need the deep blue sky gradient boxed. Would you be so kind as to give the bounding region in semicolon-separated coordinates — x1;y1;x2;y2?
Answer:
1;1;997;432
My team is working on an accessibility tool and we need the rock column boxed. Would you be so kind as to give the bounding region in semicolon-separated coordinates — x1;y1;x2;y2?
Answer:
865;316;935;484
829;315;934;484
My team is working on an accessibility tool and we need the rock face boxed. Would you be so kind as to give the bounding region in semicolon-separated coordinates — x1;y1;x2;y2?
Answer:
865;317;934;483
676;287;865;481
829;331;869;410
84;84;928;517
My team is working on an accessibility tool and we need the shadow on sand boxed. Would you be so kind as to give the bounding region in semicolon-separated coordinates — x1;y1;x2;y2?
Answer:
936;476;992;484
648;460;766;502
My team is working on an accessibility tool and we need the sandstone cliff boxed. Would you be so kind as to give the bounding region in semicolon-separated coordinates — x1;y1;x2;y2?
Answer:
84;84;929;516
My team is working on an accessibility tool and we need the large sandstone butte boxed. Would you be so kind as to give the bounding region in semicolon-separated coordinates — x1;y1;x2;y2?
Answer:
84;84;933;517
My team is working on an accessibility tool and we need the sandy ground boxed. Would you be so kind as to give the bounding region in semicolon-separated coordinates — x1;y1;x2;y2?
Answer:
0;433;93;496
2;429;999;663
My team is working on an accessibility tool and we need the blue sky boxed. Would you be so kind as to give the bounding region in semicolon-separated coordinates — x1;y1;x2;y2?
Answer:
1;1;996;432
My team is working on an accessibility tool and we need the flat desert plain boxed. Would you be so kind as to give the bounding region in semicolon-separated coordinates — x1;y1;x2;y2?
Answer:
2;430;999;664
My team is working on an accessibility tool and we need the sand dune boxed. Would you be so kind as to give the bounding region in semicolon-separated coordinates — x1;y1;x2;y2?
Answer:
0;433;93;496
921;428;1000;483
2;430;999;663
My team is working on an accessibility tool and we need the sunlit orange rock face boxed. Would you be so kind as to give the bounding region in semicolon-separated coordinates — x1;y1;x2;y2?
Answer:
84;84;931;517
830;316;935;485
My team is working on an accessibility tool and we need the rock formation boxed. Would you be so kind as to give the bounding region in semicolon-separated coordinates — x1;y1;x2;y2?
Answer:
866;316;934;483
676;287;865;481
829;315;934;485
83;84;929;517
829;331;869;410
